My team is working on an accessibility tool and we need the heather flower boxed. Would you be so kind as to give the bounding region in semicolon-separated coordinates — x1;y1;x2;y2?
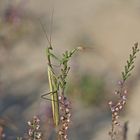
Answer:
109;43;139;140
27;116;42;140
58;95;71;140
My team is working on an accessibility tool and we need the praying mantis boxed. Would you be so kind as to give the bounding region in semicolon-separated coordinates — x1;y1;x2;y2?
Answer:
40;11;80;127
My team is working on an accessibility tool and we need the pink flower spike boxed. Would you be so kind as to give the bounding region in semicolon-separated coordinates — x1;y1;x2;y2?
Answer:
122;95;127;100
124;90;127;94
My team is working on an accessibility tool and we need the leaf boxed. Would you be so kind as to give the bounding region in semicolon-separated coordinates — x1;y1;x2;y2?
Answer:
129;65;135;71
127;60;130;67
126;73;131;79
125;66;128;73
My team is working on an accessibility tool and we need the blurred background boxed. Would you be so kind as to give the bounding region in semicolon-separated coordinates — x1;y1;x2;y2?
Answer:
0;0;140;139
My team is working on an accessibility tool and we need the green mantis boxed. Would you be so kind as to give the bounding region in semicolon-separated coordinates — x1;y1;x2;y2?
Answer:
40;20;60;126
40;17;80;128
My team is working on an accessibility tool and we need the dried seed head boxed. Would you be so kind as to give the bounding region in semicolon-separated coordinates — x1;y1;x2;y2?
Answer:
65;126;68;130
59;96;71;140
59;106;63;110
28;129;33;136
113;112;118;116
35;132;42;139
119;106;122;110
64;135;67;139
67;119;70;123
67;113;71;118
115;115;119;119
124;90;127;94
108;101;113;105
58;96;62;101
59;130;64;135
122;100;126;105
115;90;119;95
33;116;40;123
65;108;70;113
122;95;127;100
60;116;65;121
113;120;119;125
115;107;119;111
36;125;40;130
28;121;32;126
111;108;115;112
27;116;42;139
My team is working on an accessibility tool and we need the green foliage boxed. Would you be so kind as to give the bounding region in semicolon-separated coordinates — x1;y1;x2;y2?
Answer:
58;48;79;94
79;75;105;106
122;43;139;81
